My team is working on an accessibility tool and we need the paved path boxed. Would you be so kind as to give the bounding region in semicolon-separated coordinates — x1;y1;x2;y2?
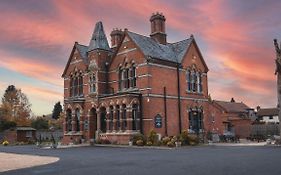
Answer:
0;152;59;173
0;145;281;175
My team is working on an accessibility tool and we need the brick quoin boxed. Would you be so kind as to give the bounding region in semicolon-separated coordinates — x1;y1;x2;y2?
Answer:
61;13;253;144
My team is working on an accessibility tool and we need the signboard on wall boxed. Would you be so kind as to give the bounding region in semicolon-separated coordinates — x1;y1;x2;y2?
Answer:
154;114;162;128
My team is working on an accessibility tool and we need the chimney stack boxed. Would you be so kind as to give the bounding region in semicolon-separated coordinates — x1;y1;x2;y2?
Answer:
110;28;124;49
150;12;166;44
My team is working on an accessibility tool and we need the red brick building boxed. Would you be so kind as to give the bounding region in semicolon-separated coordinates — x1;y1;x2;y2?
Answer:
62;13;252;144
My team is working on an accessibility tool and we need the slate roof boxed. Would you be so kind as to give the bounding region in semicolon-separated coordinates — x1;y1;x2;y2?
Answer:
127;31;193;63
76;43;89;64
257;108;279;116
88;21;110;52
214;100;251;113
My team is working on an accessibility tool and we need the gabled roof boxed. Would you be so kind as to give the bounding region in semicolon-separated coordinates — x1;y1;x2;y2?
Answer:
214;100;251;113
257;108;279;116
127;31;192;63
88;21;110;52
62;42;89;77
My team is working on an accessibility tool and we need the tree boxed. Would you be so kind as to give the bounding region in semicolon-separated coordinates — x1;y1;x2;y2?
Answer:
1;85;32;126
52;101;62;120
31;117;49;130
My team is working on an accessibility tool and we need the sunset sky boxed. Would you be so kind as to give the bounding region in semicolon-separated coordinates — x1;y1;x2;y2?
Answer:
0;0;281;116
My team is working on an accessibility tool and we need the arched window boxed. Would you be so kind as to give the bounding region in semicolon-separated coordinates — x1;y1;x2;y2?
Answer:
70;76;73;97
89;73;96;93
130;65;136;88
74;76;78;96
118;68;122;91
75;108;80;132
186;70;191;92
78;74;83;96
132;104;139;130
198;72;202;93
116;105;120;130
123;68;129;89
192;70;197;92
109;106;114;131
66;109;72;131
122;104;127;130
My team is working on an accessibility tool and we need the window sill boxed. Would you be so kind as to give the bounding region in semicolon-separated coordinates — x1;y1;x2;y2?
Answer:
186;90;203;95
118;87;139;93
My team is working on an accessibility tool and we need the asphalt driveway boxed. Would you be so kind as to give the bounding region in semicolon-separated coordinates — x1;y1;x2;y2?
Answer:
0;145;280;175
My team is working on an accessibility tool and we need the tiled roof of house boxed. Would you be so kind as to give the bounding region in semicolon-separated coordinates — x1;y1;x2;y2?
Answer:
214;100;250;113
127;31;193;63
257;108;279;116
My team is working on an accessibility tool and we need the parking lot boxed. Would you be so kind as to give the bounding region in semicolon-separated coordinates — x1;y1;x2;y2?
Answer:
0;145;281;175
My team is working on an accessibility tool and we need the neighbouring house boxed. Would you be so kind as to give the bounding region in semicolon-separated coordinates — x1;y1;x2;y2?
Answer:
210;99;254;139
256;107;279;123
61;12;253;144
2;127;36;144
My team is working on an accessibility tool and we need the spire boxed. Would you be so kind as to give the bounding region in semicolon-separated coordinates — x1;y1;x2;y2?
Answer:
88;21;110;52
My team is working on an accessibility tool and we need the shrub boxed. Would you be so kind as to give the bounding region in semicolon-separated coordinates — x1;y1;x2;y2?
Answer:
146;141;153;146
132;134;146;145
188;134;199;145
161;136;171;145
2;140;9;146
167;141;175;147
179;130;189;145
101;139;111;144
147;130;158;146
95;139;102;144
136;139;144;146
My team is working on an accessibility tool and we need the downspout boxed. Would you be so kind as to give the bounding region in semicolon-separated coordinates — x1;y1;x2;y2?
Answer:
164;86;168;136
138;93;143;134
177;63;182;134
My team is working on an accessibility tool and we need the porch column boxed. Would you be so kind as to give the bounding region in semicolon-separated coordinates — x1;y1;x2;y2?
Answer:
106;108;111;133
87;114;93;139
120;106;124;131
95;109;101;139
63;115;67;134
80;115;84;133
127;105;133;132
113;106;117;132
96;109;101;131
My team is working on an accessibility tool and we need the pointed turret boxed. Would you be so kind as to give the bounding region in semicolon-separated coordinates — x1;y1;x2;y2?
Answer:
88;21;110;52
